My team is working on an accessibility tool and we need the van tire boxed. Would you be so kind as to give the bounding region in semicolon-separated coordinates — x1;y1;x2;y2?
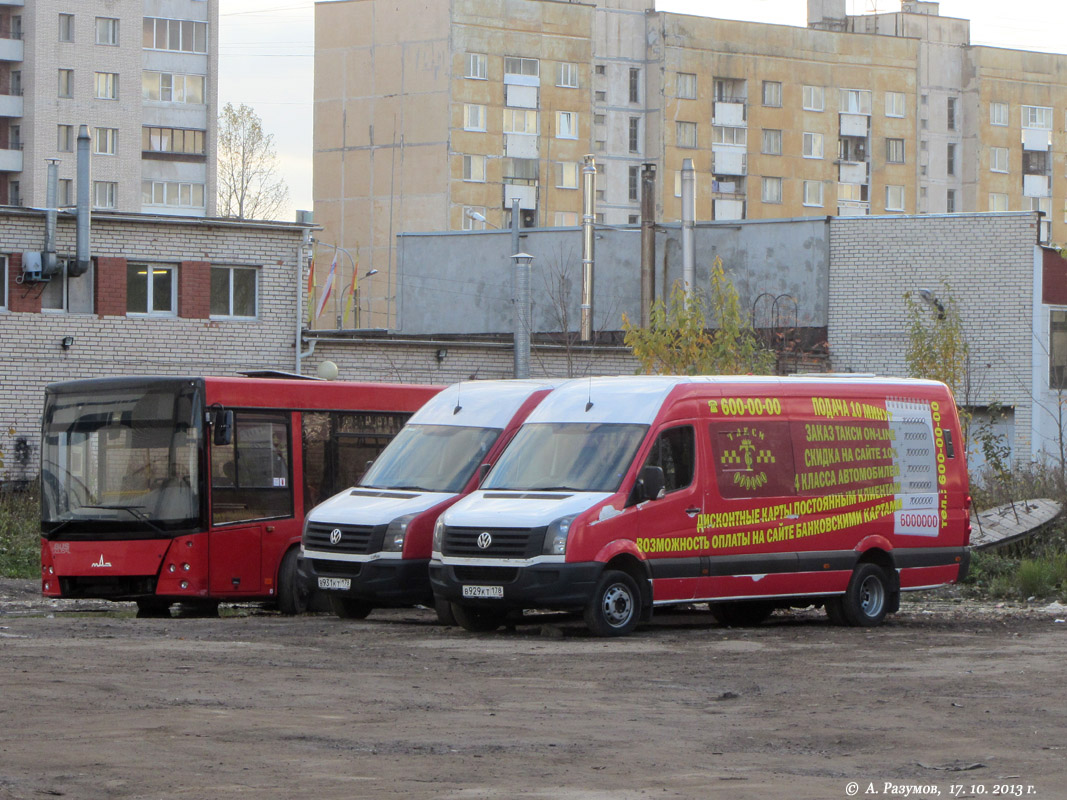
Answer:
277;547;308;616
584;570;640;637
434;597;457;626
451;602;506;633
824;598;847;625
710;601;774;627
840;563;890;626
329;596;373;619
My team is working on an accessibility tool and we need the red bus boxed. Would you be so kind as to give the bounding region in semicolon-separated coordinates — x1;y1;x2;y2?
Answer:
39;375;440;617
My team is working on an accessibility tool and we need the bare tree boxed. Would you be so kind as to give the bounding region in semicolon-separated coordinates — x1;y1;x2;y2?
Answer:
217;102;289;220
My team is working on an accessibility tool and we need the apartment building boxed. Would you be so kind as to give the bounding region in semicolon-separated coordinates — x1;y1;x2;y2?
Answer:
0;0;217;218
313;0;1067;329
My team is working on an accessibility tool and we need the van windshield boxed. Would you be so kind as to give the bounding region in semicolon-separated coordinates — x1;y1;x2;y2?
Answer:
483;422;647;493
361;424;500;494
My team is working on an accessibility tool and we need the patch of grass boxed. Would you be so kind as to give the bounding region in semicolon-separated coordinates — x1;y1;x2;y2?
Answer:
0;487;40;579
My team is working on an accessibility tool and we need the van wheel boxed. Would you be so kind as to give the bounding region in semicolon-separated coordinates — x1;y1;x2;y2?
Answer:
329;596;373;619
710;601;774;627
276;547;308;616
840;563;889;627
434;597;457;626
451;602;507;633
584;570;640;637
824;598;847;625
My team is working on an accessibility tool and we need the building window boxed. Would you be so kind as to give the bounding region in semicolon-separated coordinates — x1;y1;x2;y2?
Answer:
503;109;537;135
886;138;905;164
466;53;487;80
990;102;1008;126
59;13;75;42
59;179;73;208
557;62;579;88
127;264;176;315
142;71;205;104
990;147;1009;173
556;111;578;139
628;117;640;153
761;177;782;204
94;72;118;100
712;125;745;146
96;17;118;46
554;211;579;227
946;96;958;131
9;70;20;97
1023;105;1052;130
7;180;18;206
93;181;117;209
946;143;957;177
885;91;905;118
762;81;781;108
142;181;205;209
802;132;823;159
677;72;696;99
57;125;74;152
504;56;539;78
802;180;823;207
462;154;486;182
803;85;824;112
885;185;905;211
0;256;5;308
946;189;956;213
1051;310;1067;389
762;129;782;155
143;18;208;54
838;183;867;202
840;89;872;115
211;267;257;318
989;193;1009;212
554;161;578;189
142;127;205;155
93;127;118;155
58;69;74;99
629;68;640;104
463;104;486;132
462;206;487;230
676;121;697;149
628;165;640;201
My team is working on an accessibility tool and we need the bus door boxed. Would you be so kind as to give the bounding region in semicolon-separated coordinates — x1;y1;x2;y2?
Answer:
209;410;294;595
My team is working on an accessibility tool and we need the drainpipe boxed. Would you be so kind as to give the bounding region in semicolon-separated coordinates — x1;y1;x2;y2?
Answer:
580;154;596;342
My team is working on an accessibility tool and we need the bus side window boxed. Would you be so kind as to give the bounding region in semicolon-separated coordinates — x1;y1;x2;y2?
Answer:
211;411;292;525
642;425;695;494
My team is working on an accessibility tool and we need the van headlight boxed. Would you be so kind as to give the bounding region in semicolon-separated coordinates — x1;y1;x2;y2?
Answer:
384;514;416;552
432;517;446;552
542;515;575;556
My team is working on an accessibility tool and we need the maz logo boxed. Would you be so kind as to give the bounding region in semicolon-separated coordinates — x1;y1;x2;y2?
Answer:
90;554;113;568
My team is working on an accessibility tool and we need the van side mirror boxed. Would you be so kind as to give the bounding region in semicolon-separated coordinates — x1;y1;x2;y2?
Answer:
212;409;234;446
631;465;665;505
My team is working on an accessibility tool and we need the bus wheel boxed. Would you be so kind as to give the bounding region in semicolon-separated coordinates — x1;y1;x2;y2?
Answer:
710;601;774;627
450;603;506;633
584;570;640;637
135;598;171;618
276;548;308;616
329;596;373;620
434;597;457;626
841;563;889;627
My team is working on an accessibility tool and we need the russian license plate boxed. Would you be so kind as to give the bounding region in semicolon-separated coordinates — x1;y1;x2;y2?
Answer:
317;577;351;591
462;585;503;599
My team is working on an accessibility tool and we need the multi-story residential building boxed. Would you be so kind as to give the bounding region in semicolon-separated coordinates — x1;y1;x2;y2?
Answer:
0;0;217;217
313;0;1067;329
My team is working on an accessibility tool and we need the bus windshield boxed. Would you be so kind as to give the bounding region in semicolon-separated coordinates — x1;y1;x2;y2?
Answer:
482;422;648;493
361;424;500;494
41;379;202;534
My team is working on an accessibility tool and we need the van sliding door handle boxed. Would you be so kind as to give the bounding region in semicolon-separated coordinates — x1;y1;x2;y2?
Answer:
685;507;701;515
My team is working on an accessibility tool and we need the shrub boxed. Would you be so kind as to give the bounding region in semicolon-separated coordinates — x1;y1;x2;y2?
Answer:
0;487;40;579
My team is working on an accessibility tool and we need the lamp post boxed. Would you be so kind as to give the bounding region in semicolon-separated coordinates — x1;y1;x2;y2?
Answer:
512;252;532;379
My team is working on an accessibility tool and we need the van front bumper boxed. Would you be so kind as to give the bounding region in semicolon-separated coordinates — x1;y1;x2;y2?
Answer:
298;554;432;607
429;560;601;610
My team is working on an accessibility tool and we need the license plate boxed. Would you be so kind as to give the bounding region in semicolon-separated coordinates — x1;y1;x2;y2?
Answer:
317;577;351;591
462;585;503;599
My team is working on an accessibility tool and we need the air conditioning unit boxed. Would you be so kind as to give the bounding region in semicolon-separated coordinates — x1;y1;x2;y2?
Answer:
20;251;61;282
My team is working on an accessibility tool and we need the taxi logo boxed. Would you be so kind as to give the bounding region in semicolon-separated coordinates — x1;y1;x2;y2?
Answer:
477;532;493;549
720;426;775;491
329;529;342;545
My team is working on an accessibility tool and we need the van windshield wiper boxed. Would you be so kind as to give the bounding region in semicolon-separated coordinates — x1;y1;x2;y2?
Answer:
79;504;166;535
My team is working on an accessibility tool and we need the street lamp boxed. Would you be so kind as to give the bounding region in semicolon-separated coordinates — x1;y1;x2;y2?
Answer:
511;252;533;379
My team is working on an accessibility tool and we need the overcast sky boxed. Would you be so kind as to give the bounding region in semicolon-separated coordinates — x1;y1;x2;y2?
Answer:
218;0;1067;220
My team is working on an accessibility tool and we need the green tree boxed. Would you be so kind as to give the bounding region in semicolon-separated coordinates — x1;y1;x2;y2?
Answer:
217;102;289;220
622;257;775;375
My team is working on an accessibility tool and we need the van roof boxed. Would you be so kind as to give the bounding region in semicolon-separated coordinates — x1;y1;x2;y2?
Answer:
408;378;564;428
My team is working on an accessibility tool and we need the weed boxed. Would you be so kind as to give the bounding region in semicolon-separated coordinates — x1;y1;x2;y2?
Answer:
0;487;40;579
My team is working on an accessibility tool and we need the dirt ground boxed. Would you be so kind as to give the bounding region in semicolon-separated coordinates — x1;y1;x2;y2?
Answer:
0;579;1064;800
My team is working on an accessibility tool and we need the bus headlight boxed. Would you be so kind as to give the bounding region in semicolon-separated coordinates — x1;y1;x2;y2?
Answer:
384;514;416;552
433;518;446;552
543;515;575;556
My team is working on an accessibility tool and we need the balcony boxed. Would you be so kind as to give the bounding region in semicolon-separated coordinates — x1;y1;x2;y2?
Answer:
504;134;537;159
1024;174;1051;198
838;161;869;185
711;178;745;198
0;146;22;172
0;92;22;117
712;101;746;127
1023;128;1050;152
711;148;746;176
502;183;536;210
0;35;22;62
839;113;868;137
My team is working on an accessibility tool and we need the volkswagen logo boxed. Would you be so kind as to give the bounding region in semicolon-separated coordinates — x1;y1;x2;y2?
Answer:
476;532;492;550
329;528;343;545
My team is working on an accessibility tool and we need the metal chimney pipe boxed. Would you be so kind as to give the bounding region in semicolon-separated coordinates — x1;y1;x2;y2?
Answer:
580;154;596;342
43;160;59;274
681;157;695;304
640;163;657;326
70;125;92;277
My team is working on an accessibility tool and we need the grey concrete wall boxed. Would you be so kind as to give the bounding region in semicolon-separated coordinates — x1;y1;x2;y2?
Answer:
395;216;829;335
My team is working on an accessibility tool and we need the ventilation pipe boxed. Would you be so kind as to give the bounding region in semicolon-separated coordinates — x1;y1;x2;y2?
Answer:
681;157;695;305
42;160;59;278
580;154;596;342
68;124;91;277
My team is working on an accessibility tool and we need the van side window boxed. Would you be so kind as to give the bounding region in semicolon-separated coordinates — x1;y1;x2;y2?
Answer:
642;425;695;493
709;421;796;499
